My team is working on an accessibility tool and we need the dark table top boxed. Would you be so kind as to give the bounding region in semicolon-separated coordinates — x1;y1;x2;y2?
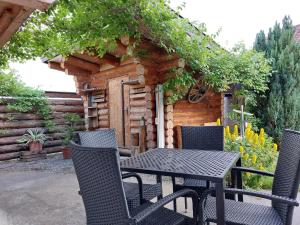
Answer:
120;148;240;182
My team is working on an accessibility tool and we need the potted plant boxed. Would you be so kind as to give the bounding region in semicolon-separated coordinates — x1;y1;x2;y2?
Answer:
18;128;48;153
62;113;81;159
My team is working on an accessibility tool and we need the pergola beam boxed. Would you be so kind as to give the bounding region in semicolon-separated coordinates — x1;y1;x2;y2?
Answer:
0;0;54;11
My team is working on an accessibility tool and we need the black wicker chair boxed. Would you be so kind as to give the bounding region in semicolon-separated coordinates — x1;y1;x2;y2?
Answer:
70;141;199;225
200;129;300;225
172;126;224;211
77;129;163;211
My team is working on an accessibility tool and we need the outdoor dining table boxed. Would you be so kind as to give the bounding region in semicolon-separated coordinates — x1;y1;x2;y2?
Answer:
120;148;241;225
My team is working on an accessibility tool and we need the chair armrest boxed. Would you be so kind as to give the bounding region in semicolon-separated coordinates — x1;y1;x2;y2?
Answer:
122;173;144;204
224;188;299;206
133;189;199;224
78;172;144;200
232;167;274;177
118;147;133;157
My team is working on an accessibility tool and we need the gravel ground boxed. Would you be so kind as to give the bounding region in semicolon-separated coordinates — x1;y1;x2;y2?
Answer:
0;154;75;174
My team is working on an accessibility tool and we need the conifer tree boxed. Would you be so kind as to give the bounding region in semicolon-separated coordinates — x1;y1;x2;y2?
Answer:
253;16;300;141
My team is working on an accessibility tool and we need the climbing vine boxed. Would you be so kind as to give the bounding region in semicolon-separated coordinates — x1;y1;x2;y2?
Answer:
0;0;271;104
0;70;54;130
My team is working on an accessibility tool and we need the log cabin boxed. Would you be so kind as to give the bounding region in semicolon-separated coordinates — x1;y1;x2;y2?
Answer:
0;0;55;47
45;35;226;153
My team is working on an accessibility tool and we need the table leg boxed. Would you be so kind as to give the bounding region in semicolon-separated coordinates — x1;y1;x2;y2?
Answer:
230;168;237;200
216;181;225;225
171;176;177;211
236;158;243;202
156;175;163;200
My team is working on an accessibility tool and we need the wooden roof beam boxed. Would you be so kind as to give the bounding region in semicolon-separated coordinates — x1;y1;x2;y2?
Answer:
73;53;101;64
0;9;14;34
100;54;120;67
48;61;91;77
64;65;91;77
62;56;100;73
0;7;33;47
48;61;64;72
108;40;128;57
0;0;55;11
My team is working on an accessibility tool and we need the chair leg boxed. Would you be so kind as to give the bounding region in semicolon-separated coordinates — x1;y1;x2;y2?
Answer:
156;175;163;200
184;197;188;212
173;198;177;212
172;176;177;212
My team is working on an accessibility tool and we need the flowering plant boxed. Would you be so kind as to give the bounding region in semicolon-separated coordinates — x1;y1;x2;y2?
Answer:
222;121;278;189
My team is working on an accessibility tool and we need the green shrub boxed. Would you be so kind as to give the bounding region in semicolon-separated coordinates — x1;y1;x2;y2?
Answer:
63;113;82;145
224;123;278;189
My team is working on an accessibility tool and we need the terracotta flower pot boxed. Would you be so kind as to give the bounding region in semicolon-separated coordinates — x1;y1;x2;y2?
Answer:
29;141;43;153
62;146;72;159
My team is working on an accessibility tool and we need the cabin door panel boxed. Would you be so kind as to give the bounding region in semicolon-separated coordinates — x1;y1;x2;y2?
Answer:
108;76;130;147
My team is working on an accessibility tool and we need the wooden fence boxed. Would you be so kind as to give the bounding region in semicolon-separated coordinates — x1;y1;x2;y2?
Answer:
0;92;85;161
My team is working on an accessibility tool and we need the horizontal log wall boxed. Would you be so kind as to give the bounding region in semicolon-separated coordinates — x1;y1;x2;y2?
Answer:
0;93;84;160
173;91;222;147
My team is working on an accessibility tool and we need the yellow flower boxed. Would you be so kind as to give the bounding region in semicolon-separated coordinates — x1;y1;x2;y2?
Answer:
253;133;259;145
216;118;221;126
225;126;230;136
239;146;244;156
224;128;227;138
259;128;265;138
245;127;251;135
246;172;251;178
259;136;265;145
252;154;257;164
245;128;251;141
273;143;278;151
243;153;249;161
248;131;255;143
246;123;252;130
231;134;236;141
234;125;239;136
259;164;265;171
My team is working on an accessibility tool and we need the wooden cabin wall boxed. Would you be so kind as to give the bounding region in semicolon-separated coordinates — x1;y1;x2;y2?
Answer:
173;91;222;147
72;57;158;149
56;39;224;151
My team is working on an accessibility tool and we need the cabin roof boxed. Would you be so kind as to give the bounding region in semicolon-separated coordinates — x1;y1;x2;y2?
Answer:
0;0;54;47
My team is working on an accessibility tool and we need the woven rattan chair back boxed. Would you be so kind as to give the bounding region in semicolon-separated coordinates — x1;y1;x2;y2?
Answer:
70;142;131;225
181;126;224;151
78;129;117;148
272;129;300;225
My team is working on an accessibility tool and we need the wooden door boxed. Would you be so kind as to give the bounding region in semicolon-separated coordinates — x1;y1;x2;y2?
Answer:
108;76;130;147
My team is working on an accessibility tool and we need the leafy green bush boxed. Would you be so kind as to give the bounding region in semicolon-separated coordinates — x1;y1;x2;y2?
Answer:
0;70;54;130
63;113;82;145
224;123;278;189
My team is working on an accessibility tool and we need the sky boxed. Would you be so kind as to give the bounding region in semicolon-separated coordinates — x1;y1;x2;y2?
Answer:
10;0;300;92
